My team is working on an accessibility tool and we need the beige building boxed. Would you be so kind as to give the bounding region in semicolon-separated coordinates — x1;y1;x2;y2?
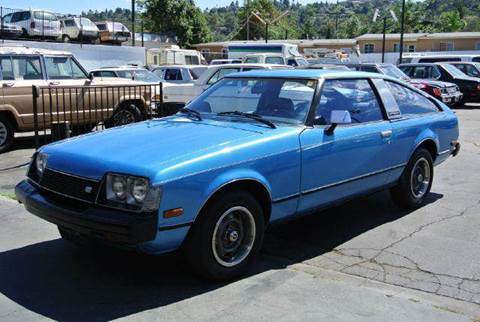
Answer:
193;32;480;57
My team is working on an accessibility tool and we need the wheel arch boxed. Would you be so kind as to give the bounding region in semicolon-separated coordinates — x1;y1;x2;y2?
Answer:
411;131;440;162
0;109;19;130
195;175;273;227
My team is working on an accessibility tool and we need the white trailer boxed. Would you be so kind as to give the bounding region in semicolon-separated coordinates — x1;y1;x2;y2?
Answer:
147;45;204;66
227;43;301;61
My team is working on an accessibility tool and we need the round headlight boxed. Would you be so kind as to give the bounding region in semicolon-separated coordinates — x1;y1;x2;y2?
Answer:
112;176;127;199
131;178;148;203
36;153;48;176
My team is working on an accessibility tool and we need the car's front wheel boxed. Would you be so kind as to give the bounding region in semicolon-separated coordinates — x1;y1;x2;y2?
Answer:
390;148;434;210
184;191;265;281
0;115;14;154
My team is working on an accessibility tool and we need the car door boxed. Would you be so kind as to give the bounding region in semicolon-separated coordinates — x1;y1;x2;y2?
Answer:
298;78;396;212
0;55;48;127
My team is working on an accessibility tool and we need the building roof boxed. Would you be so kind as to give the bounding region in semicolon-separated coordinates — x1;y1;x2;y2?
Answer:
355;33;428;41
193;39;356;48
426;32;480;39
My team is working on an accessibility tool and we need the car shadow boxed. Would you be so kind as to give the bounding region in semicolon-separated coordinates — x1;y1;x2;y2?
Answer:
0;190;443;321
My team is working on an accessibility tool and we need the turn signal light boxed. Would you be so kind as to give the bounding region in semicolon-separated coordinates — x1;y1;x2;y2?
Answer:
163;208;184;218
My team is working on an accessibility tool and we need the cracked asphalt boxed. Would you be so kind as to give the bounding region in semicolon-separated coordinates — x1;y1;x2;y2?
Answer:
0;108;479;321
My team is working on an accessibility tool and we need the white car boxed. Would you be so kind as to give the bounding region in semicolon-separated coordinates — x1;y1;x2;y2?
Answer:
210;59;242;65
4;9;61;39
151;65;208;83
244;53;309;67
61;17;99;43
96;21;131;45
90;66;163;83
162;63;292;107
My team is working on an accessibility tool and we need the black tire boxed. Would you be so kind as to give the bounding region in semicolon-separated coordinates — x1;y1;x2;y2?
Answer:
390;148;434;210
184;190;265;281
62;35;70;43
0;115;15;154
105;103;143;128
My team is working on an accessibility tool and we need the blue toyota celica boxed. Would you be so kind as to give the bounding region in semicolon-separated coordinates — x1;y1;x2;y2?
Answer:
16;69;460;280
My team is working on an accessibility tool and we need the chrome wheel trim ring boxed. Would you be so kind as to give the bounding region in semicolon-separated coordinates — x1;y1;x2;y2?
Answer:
211;206;256;268
410;157;431;199
0;121;7;146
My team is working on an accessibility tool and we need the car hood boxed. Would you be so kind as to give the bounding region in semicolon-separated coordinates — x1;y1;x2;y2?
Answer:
41;116;300;182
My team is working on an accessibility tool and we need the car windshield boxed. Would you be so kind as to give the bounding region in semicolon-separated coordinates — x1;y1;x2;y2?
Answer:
442;64;467;77
379;65;411;81
187;77;317;125
134;70;161;82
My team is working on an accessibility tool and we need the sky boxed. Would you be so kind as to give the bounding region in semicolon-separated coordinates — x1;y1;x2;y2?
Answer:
0;0;331;14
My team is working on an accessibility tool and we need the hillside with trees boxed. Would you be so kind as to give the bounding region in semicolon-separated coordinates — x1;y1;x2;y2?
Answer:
85;0;480;47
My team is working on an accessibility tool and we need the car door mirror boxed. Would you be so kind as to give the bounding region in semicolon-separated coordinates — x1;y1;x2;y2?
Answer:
324;110;351;135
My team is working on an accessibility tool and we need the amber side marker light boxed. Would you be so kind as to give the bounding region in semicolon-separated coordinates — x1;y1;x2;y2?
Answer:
163;208;184;218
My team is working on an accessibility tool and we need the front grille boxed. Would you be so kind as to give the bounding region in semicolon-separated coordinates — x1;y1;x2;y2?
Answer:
447;86;457;94
35;168;100;203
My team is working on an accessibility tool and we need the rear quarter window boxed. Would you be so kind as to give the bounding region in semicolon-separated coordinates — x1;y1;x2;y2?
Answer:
385;81;440;116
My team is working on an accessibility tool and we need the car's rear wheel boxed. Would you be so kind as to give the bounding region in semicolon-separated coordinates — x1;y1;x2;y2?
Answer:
390;148;434;210
0;115;14;154
184;191;265;281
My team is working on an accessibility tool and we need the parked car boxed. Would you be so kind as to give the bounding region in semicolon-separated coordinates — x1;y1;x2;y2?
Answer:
447;62;480;79
0;47;153;153
305;64;351;71
4;9;61;39
161;63;292;109
400;53;480;64
60;17;99;43
210;59;242;65
15;69;460;280
0;21;23;38
90;66;162;83
96;21;131;45
344;63;462;106
244;53;308;67
151;65;208;83
400;63;480;104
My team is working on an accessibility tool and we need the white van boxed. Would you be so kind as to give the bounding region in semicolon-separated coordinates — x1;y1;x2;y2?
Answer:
228;43;307;67
147;46;204;66
400;53;480;64
5;9;61;39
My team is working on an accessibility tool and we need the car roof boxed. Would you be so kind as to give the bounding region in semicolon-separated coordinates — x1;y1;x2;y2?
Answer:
225;69;388;80
207;63;288;69
0;46;71;56
91;67;149;72
153;65;206;69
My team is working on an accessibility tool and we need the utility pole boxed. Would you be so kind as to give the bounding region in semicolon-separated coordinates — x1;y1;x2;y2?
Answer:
251;10;289;44
382;16;387;63
398;0;406;64
246;0;250;41
131;0;135;46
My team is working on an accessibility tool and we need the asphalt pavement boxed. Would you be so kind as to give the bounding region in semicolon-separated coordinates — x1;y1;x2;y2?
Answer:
0;108;479;321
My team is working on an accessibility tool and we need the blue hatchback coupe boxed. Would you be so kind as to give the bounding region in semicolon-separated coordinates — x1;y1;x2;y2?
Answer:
16;69;460;280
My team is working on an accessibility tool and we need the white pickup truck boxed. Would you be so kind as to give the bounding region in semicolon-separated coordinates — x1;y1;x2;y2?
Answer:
162;63;291;108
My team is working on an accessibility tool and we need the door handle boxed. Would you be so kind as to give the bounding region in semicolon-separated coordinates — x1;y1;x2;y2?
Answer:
2;82;14;87
49;81;60;86
380;130;392;138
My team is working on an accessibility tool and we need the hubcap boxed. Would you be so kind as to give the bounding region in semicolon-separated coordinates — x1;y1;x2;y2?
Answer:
410;157;431;199
0;121;7;146
113;110;136;126
212;206;256;267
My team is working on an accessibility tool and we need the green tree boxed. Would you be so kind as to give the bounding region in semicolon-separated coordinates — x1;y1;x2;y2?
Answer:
141;0;212;47
437;11;466;32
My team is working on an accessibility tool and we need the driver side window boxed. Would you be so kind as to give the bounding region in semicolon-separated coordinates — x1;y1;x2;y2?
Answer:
315;79;384;125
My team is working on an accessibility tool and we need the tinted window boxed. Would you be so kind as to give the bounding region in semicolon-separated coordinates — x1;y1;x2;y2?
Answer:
10;56;43;80
419;57;461;63
0;57;14;80
63;20;76;27
385;81;439;115
96;24;106;30
165;69;182;81
473;57;480;63
95;71;116;77
265;56;284;64
360;66;379;73
316;79;383;124
463;64;480;77
410;66;440;79
45;56;87;79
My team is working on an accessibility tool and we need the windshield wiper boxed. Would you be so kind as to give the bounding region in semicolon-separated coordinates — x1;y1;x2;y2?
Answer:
179;107;202;121
217;111;276;129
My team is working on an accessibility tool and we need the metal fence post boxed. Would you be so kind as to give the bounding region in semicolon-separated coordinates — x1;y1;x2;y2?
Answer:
32;85;40;150
159;81;164;116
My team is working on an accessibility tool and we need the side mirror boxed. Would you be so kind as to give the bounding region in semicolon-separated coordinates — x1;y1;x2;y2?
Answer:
325;110;351;135
88;73;94;81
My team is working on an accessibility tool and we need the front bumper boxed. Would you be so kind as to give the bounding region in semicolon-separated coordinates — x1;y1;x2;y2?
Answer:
15;179;158;246
440;92;463;105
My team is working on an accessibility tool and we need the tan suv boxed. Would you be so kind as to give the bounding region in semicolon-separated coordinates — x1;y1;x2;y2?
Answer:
0;47;158;153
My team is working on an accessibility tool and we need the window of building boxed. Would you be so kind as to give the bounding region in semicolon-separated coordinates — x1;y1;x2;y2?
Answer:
393;44;416;52
364;43;375;54
439;42;454;51
475;42;480;50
